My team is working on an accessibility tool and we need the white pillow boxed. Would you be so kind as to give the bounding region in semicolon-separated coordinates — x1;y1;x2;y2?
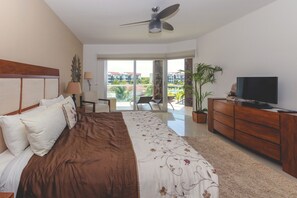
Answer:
39;95;64;107
62;102;77;129
0;106;47;156
21;104;66;156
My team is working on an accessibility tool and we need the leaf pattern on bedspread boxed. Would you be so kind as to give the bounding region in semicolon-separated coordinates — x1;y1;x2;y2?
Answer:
123;111;219;198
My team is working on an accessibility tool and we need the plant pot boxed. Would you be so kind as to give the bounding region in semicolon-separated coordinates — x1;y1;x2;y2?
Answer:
192;111;207;123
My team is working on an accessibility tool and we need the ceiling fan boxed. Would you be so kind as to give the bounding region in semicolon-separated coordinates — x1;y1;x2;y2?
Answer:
120;4;180;33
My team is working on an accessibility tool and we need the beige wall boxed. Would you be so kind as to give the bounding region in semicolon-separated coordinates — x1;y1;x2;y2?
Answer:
196;0;297;110
83;40;197;97
0;0;83;93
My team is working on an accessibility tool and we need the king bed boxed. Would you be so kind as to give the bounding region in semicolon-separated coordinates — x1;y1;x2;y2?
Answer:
0;59;218;198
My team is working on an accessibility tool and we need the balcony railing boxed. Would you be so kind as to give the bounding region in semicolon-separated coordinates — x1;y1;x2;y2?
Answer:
108;84;183;100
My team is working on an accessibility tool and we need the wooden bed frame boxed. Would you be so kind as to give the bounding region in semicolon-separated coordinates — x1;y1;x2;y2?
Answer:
0;59;60;115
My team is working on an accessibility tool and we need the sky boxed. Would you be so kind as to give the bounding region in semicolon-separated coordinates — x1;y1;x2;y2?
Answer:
107;59;184;77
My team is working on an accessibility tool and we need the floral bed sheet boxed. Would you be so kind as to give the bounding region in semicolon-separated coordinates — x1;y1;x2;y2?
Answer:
123;111;219;198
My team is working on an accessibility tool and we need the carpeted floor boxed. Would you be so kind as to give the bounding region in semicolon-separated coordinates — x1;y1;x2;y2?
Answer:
184;135;297;198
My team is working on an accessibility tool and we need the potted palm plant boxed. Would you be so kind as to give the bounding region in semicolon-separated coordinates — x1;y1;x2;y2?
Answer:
188;63;223;123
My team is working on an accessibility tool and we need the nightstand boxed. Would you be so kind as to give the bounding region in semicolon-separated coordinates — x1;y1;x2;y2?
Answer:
0;192;14;198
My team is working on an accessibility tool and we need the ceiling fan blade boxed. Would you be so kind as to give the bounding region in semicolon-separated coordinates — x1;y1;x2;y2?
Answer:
120;20;151;26
156;4;180;20
162;22;174;31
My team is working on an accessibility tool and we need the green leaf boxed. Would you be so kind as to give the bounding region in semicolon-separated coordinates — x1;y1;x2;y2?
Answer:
185;63;223;111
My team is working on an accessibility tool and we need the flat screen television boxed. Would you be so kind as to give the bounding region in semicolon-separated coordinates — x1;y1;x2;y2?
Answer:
236;77;278;105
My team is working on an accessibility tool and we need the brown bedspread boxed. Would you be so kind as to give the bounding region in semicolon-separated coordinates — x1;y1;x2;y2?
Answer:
17;112;139;198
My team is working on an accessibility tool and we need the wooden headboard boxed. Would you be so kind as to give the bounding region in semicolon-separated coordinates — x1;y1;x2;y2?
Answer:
0;59;60;115
0;59;60;153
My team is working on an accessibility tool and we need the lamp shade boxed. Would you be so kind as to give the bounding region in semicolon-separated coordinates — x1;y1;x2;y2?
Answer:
66;82;82;94
84;72;93;80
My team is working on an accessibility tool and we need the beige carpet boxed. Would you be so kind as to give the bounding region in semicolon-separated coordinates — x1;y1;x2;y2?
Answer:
184;135;297;198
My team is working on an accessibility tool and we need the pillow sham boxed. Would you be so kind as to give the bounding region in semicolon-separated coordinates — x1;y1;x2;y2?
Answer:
59;96;76;110
39;95;64;107
0;106;46;156
62;102;77;129
22;103;66;156
21;106;47;116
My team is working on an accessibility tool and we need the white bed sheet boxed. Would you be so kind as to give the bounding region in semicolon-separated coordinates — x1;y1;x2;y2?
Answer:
0;150;15;176
0;147;33;195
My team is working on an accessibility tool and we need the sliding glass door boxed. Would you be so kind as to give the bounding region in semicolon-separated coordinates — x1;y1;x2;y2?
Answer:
106;60;134;110
167;59;185;111
135;60;154;110
106;59;164;111
105;58;192;112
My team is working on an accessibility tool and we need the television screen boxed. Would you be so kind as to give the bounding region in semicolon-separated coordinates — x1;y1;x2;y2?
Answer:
236;77;278;104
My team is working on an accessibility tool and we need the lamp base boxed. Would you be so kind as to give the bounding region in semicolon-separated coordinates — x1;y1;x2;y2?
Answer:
72;94;77;107
87;80;91;91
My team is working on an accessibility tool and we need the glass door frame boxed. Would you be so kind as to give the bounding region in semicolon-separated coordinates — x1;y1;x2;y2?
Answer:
102;58;193;112
162;59;168;112
103;59;168;112
132;60;136;110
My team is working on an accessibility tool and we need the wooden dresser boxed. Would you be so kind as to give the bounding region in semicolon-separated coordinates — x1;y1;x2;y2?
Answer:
208;98;297;177
280;113;297;178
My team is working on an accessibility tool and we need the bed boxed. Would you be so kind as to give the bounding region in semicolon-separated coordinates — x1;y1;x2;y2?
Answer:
0;59;219;198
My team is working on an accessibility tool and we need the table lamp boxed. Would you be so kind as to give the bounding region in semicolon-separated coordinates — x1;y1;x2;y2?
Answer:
66;82;82;106
84;72;93;91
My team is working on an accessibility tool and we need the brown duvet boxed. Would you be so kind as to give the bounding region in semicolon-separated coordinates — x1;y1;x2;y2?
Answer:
17;112;139;198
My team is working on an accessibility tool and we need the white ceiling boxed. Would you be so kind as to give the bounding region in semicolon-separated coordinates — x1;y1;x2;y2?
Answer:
44;0;276;44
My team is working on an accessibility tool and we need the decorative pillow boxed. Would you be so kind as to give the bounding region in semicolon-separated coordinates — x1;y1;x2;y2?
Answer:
62;102;77;129
59;96;76;111
39;95;64;107
21;104;66;156
0;106;47;156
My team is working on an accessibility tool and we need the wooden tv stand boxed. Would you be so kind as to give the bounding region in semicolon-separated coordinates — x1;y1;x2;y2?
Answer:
208;98;297;178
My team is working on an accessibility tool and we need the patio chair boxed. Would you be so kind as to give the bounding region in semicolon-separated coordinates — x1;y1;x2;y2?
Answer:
136;96;153;110
151;96;175;110
80;91;110;112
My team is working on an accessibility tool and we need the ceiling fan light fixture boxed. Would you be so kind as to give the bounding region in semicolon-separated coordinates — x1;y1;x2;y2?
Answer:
149;20;161;33
121;4;180;34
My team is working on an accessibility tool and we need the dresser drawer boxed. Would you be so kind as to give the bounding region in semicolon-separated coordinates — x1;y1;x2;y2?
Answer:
214;100;234;116
235;119;280;144
214;120;234;140
235;105;280;129
214;111;234;128
235;130;280;161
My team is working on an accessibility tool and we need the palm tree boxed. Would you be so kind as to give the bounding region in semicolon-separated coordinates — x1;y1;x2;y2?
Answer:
145;84;153;96
176;90;185;103
111;86;130;101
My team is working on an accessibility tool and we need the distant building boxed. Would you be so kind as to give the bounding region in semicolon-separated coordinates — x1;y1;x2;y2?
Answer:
108;72;141;83
167;72;184;84
108;71;184;84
